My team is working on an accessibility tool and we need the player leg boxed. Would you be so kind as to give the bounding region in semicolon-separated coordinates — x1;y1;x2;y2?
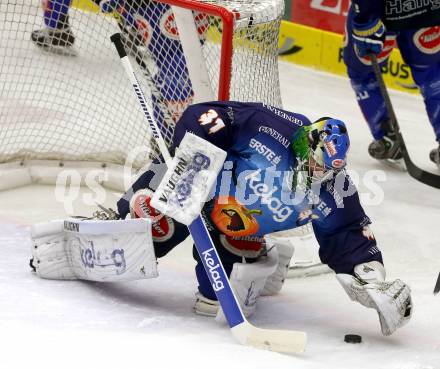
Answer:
261;234;295;295
31;0;75;51
146;3;194;130
396;27;440;166
193;233;278;319
343;6;402;162
108;1;194;138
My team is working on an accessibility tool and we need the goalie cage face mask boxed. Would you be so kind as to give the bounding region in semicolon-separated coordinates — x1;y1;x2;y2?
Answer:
291;117;350;185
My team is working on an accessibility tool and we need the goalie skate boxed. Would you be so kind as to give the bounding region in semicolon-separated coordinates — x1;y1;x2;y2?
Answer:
31;27;77;56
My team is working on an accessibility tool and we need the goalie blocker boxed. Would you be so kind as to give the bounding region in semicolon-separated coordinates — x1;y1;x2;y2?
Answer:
151;131;227;226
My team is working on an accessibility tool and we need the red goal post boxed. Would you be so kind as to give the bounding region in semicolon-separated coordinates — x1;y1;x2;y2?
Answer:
160;0;236;101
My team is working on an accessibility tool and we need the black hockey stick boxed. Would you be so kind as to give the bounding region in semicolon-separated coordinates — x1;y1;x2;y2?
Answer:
434;272;440;295
370;54;440;189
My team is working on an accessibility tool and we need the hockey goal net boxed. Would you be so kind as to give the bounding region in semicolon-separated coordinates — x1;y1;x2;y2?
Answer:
0;0;284;189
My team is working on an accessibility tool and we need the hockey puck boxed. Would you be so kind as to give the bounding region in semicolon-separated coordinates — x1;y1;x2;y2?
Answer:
344;334;362;343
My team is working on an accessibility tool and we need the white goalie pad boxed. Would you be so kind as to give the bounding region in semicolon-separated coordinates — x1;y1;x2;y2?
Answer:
261;235;295;296
30;220;76;280
216;248;279;321
31;217;158;282
151;132;227;225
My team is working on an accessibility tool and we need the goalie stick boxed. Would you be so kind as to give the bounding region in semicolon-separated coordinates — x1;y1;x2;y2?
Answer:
110;32;306;354
370;54;440;189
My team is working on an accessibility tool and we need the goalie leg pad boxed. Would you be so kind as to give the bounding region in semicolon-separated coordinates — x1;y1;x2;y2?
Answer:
261;235;295;296
31;220;76;280
336;261;412;336
65;218;157;282
31;218;158;282
215;248;279;321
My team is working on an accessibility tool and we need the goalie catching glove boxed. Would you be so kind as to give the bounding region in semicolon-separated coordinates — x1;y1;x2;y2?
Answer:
337;261;412;336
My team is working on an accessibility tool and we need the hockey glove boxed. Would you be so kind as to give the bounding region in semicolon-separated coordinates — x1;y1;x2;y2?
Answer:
336;261;412;336
352;18;386;57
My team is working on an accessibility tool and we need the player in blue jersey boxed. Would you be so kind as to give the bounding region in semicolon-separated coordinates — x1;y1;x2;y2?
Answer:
343;0;440;167
31;0;194;135
118;101;413;336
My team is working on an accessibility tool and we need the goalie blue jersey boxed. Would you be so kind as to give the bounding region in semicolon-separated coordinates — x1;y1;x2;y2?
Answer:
172;101;372;239
118;101;383;274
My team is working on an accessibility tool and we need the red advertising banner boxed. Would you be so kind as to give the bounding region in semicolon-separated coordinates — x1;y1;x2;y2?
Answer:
291;0;350;34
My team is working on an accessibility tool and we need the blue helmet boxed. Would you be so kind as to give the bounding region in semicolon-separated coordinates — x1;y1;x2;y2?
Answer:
308;117;350;171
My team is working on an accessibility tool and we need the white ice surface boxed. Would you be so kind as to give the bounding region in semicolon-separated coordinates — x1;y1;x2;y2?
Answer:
1;62;440;369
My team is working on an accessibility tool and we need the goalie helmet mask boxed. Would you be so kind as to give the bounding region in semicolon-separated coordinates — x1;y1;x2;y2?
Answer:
292;117;350;184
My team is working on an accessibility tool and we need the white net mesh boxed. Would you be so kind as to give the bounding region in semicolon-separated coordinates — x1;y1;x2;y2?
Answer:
0;0;283;169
